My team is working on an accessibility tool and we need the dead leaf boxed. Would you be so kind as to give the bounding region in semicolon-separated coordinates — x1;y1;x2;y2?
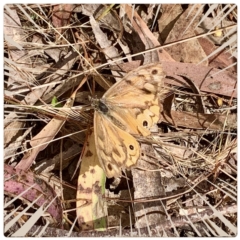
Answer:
4;164;63;225
162;61;237;98
52;4;75;31
90;15;122;81
132;144;166;228
76;131;107;231
197;37;237;72
161;110;237;130
4;121;24;146
122;4;174;63
81;4;121;33
4;126;34;162
15;77;87;171
162;4;208;65
158;4;183;43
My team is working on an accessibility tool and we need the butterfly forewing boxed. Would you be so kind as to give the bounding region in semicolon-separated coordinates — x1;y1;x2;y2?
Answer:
102;63;166;136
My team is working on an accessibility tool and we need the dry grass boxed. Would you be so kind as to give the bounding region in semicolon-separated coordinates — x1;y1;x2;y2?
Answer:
4;4;237;237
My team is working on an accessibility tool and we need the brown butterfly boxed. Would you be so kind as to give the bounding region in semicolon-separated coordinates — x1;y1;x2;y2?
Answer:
93;63;166;178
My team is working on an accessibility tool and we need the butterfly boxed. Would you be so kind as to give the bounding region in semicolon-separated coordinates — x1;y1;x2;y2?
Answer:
93;63;166;178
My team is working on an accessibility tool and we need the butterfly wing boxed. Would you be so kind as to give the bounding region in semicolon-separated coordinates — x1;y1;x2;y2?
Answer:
94;63;166;177
94;110;140;178
102;63;166;136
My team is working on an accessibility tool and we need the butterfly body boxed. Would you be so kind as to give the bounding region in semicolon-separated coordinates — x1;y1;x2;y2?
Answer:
93;63;166;178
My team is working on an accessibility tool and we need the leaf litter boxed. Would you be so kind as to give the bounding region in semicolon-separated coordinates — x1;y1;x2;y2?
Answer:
4;3;237;237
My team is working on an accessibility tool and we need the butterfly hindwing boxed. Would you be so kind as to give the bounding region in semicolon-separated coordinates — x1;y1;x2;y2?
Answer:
94;111;140;178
